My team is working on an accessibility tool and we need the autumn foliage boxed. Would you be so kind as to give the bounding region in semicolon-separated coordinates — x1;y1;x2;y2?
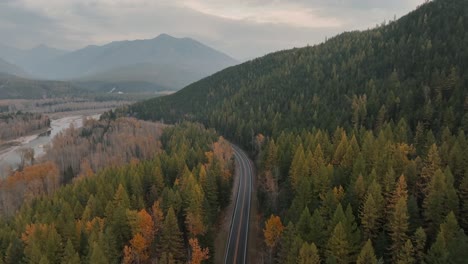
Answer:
263;214;284;249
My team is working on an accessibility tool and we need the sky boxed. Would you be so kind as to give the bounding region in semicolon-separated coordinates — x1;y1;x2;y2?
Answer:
0;0;425;60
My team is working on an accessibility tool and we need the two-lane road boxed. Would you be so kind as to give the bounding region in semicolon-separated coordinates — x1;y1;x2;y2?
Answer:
224;145;253;264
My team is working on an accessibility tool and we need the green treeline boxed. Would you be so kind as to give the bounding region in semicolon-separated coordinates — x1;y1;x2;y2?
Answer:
0;123;234;263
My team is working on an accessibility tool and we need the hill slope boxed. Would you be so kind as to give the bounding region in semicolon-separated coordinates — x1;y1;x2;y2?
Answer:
132;0;468;144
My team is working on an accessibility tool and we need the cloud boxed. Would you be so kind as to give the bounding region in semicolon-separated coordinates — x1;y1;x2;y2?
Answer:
0;0;425;60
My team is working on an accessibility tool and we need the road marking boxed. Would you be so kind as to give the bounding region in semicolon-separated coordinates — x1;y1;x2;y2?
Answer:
224;151;242;264
225;145;253;264
243;151;252;264
233;150;247;263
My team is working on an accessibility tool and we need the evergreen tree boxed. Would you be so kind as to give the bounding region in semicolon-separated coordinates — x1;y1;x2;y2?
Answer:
427;212;468;264
309;209;326;247
396;239;415;264
89;242;108;264
296;207;313;243
459;172;468;230
289;144;307;191
63;239;80;264
388;197;409;258
356;239;377;264
159;207;185;262
413;227;427;264
276;222;302;264
298;242;320;264
418;144;441;200
326;222;351;264
360;194;379;240
423;169;448;234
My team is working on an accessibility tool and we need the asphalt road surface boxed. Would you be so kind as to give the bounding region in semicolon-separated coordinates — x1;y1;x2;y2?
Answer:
224;145;253;264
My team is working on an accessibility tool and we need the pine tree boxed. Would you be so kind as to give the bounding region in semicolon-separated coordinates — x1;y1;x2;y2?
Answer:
388;197;409;258
106;184;132;251
396;239;414;264
89;242;108;264
426;212;468;264
353;174;366;206
288;176;312;221
344;204;361;257
62;239;80;264
413;227;426;264
203;166;219;224
356;239;377;264
4;238;24;264
296;207;313;243
444;168;459;216
159;207;185;262
298;242;320;264
289;144;307;191
426;231;449;263
388;175;408;209
360;194;379;240
309;209;326;247
418;144;441;200
326;222;351;264
423;169;448;234
459;172;468;230
310;144;325;177
276;222;302;264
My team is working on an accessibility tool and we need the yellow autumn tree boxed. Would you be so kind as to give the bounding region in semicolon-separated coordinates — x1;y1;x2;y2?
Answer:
264;214;284;248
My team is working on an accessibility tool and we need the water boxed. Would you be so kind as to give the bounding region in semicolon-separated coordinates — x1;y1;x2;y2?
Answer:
0;114;100;178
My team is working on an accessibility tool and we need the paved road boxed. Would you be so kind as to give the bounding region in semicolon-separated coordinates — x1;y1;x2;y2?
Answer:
224;145;253;264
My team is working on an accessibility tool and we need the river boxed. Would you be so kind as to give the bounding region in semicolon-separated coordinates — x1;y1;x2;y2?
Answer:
0;114;100;179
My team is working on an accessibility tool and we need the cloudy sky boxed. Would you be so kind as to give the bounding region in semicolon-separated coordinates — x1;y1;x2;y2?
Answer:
0;0;424;60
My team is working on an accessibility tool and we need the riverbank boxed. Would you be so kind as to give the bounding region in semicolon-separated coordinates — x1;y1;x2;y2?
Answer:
0;113;101;179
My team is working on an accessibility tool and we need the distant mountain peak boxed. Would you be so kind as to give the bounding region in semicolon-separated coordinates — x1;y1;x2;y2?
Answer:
155;33;176;39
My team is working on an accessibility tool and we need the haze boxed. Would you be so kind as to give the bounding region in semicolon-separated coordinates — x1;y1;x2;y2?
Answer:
1;0;425;60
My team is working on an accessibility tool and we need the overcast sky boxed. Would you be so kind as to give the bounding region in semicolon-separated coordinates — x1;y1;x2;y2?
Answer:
0;0;425;60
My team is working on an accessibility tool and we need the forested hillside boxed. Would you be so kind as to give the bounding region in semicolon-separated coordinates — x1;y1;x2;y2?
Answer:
0;122;234;263
130;0;468;263
132;0;468;145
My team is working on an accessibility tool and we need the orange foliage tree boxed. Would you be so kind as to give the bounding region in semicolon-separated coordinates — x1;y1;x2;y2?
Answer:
189;238;209;264
263;214;285;249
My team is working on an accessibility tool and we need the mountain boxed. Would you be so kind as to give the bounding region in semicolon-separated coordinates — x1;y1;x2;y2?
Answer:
36;34;238;90
0;44;67;76
131;0;468;144
0;58;28;77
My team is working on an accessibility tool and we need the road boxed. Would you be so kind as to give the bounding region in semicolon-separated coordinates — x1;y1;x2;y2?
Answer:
224;145;253;264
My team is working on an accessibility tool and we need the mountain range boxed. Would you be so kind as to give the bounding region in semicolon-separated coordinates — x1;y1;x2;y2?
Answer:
0;34;238;92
